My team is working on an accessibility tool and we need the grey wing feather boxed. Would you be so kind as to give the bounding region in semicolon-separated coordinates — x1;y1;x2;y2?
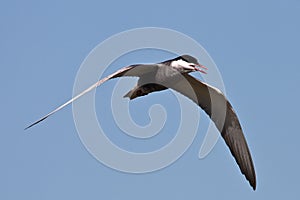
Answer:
25;64;157;130
168;74;256;190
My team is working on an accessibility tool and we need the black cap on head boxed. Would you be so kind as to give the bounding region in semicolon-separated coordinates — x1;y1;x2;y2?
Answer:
162;54;200;66
179;55;199;65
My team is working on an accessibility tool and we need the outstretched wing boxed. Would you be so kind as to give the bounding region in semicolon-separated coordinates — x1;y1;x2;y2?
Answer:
25;64;158;130
168;74;256;190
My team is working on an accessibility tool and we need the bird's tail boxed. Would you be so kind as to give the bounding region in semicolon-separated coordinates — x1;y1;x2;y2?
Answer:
123;88;136;100
123;85;150;100
124;84;168;100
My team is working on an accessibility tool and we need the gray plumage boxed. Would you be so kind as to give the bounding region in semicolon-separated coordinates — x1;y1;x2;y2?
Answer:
25;55;256;190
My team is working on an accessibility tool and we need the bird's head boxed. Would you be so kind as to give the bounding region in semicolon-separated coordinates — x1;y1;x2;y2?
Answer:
171;55;207;74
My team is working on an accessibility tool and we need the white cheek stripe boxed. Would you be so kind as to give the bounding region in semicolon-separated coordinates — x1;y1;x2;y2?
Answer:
171;59;194;69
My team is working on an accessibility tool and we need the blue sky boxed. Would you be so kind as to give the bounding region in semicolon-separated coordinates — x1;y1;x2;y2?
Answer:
1;0;300;199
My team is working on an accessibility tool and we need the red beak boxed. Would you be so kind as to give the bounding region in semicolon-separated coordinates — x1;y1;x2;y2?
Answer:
195;64;208;74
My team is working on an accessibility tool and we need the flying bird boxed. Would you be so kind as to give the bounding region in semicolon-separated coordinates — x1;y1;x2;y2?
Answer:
25;55;256;190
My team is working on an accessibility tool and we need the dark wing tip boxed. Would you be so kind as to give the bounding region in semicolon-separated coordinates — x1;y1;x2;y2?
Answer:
223;128;257;190
251;178;256;190
221;105;257;190
24;116;49;130
244;167;256;190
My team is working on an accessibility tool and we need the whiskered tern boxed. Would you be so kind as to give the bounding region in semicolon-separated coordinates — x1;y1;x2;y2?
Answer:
25;55;256;190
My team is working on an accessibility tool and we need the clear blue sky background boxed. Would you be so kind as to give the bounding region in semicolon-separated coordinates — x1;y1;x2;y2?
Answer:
1;0;299;199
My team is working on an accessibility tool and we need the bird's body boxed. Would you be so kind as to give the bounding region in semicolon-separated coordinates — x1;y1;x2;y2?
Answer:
25;55;256;190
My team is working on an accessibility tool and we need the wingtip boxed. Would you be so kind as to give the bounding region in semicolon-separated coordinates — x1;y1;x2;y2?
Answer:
241;161;256;191
243;165;256;190
24;115;49;130
250;178;256;191
24;121;39;130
